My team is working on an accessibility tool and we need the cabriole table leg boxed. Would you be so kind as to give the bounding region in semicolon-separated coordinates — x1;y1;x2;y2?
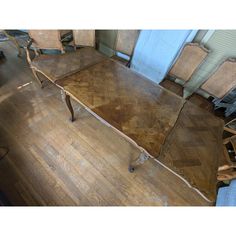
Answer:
65;93;75;122
128;151;150;173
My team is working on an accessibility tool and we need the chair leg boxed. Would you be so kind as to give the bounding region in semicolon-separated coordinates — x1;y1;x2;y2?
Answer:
32;69;43;88
126;60;131;68
128;151;150;173
65;94;75;122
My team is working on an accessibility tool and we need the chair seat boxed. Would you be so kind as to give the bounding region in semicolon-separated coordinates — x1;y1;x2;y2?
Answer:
31;47;107;83
159;78;184;97
111;55;128;66
188;93;214;114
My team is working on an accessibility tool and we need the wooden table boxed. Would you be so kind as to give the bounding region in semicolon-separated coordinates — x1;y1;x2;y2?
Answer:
55;59;223;202
31;47;107;83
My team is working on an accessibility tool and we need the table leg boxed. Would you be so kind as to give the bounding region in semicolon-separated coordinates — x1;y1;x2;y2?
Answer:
65;94;75;122
128;151;150;173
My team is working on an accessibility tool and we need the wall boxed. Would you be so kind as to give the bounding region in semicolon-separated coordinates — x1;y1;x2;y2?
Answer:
193;30;208;43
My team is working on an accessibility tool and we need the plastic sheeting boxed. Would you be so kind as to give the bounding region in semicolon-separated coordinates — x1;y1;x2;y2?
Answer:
131;30;197;83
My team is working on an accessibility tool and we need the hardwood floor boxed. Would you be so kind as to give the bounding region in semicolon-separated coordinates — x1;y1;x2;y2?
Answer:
0;41;211;205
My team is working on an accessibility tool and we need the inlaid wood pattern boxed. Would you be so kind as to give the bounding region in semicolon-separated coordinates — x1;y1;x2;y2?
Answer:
158;102;224;201
57;60;223;201
57;60;185;157
31;47;107;82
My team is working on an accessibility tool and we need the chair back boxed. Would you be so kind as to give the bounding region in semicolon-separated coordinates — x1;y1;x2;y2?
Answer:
115;30;139;56
28;30;64;52
72;30;95;47
201;58;236;99
169;43;209;83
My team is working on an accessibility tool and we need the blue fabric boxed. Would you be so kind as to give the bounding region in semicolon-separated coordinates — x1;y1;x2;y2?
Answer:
131;30;197;83
216;180;236;206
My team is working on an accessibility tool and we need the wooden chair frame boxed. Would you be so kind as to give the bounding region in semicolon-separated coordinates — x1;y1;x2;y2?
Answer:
72;30;96;50
113;30;140;67
168;43;210;85
160;43;209;98
187;58;236;117
2;30;23;57
224;118;236;136
28;30;65;54
25;39;58;88
217;118;236;182
200;58;236;100
25;30;75;88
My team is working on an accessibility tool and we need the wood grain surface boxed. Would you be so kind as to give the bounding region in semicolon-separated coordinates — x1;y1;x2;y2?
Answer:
57;59;223;201
57;60;185;157
158;102;223;201
31;47;107;82
0;41;213;205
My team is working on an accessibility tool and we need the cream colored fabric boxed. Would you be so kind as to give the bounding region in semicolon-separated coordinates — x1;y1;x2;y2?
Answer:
115;30;139;56
201;59;236;98
73;30;95;47
169;43;209;83
29;30;63;51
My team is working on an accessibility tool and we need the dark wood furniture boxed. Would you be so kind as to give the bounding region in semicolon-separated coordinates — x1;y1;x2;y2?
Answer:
218;118;236;181
189;58;236;116
111;30;140;67
25;33;224;202
55;59;223;202
57;60;185;158
1;30;29;57
25;30;105;88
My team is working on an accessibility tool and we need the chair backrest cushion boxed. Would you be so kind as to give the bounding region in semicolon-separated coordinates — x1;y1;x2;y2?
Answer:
28;30;63;51
73;30;95;47
201;58;236;99
115;30;139;56
169;43;209;83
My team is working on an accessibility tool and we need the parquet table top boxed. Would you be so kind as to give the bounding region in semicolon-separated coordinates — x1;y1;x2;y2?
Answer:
158;102;223;201
31;47;107;82
57;60;185;157
56;60;224;201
